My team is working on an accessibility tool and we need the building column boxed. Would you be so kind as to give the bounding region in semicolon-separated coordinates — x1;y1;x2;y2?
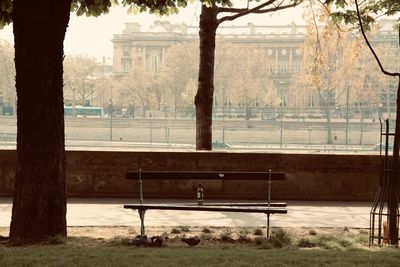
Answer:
142;47;147;68
161;47;166;67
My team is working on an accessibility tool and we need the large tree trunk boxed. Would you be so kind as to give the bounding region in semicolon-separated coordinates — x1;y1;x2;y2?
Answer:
388;78;400;246
195;5;218;150
10;0;71;244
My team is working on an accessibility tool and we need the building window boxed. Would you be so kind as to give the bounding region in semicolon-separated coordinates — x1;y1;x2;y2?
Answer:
150;50;160;72
279;62;288;73
122;59;131;72
123;46;130;57
281;49;287;55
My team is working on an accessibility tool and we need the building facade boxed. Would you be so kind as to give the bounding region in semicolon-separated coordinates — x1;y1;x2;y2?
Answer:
112;20;398;119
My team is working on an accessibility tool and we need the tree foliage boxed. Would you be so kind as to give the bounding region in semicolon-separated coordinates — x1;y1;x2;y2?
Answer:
321;0;400;246
0;39;15;105
295;5;363;143
215;43;276;109
324;0;400;31
116;65;159;116
63;55;100;106
160;42;199;109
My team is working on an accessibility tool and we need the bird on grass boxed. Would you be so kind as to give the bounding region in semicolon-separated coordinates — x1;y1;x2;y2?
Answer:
181;237;201;247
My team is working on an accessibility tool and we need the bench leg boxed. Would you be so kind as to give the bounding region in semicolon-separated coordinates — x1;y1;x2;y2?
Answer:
138;209;146;236
266;213;270;238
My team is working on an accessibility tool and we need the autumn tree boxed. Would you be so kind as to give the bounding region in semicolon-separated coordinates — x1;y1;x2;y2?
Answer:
91;75;114;107
299;6;361;144
0;39;15;111
116;66;159;117
63;55;100;107
215;43;276;120
160;42;199;117
323;0;400;246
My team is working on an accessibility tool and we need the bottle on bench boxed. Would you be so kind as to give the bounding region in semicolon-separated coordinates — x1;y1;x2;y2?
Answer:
197;184;204;206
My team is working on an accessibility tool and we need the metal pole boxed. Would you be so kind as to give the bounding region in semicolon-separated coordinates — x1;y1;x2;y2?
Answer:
345;83;349;148
109;99;113;141
222;87;225;142
174;87;177;119
109;86;113;141
267;169;272;238
280;103;283;148
174;70;178;119
139;169;143;204
279;82;285;148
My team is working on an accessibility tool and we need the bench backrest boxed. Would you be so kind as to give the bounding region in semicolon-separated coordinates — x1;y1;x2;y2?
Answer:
126;170;286;180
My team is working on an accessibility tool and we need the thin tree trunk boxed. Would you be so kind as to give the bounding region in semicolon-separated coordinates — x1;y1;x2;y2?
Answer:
195;5;218;150
359;106;364;145
325;106;333;145
10;0;71;244
319;90;333;144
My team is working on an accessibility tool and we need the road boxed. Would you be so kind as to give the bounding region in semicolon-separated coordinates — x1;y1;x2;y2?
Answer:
0;116;386;152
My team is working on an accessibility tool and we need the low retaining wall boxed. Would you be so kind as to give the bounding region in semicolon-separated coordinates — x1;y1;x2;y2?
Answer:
0;150;380;200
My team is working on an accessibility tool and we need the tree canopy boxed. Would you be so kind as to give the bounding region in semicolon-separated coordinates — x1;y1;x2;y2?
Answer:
325;0;399;30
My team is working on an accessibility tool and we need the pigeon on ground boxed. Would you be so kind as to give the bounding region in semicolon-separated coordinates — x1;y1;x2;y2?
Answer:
181;237;201;247
151;236;163;247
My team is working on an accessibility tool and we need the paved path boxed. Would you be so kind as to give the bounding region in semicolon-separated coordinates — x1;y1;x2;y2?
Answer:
0;198;371;228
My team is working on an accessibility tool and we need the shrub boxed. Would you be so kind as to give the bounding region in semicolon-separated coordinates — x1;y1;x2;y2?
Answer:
220;229;233;242
338;239;352;248
270;228;291;244
170;228;181;234
297;237;317;248
179;226;190;232
253;228;264;236
309;229;317;236
254;236;267;246
238;229;251;241
201;227;212;234
200;233;212;241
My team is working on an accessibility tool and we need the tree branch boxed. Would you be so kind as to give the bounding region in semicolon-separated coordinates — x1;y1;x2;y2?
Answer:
217;0;277;14
218;0;299;25
355;0;399;77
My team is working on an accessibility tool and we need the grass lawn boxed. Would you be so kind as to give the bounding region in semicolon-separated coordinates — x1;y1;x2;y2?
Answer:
1;245;400;267
0;227;399;266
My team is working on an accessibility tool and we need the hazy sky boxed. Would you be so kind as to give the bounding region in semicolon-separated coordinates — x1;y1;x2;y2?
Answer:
0;3;305;61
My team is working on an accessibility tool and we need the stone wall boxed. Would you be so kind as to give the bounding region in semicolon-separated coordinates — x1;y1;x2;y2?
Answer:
0;150;380;200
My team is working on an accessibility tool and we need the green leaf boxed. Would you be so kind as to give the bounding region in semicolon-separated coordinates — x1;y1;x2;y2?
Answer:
139;5;147;13
76;5;85;16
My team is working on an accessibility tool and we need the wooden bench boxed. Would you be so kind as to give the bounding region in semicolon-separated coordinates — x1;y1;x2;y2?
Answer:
124;169;287;237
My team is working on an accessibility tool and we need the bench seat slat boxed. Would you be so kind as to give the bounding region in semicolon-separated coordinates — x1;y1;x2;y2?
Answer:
124;204;287;214
185;202;287;207
126;171;285;180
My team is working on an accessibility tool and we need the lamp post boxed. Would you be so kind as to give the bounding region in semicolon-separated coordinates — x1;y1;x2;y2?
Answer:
108;86;113;141
108;98;113;141
222;87;225;142
279;82;285;148
174;68;178;119
345;82;349;148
